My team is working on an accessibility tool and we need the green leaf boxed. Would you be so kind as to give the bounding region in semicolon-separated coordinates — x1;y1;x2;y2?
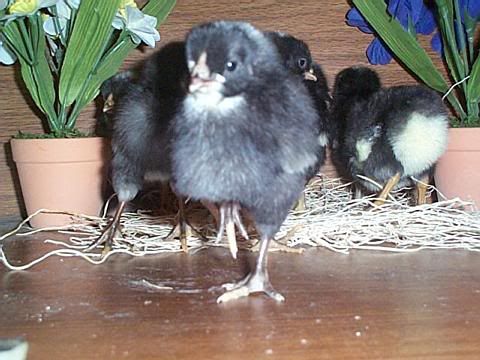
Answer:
3;16;58;130
75;36;134;113
143;0;177;25
463;9;476;64
467;56;480;103
2;20;30;64
76;0;177;110
30;15;57;127
352;0;449;94
59;0;121;107
436;0;465;82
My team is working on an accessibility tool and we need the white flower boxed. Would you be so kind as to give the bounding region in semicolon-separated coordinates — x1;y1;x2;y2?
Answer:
65;0;78;8
43;13;67;37
42;0;79;40
0;36;16;65
55;0;71;19
0;0;12;11
113;6;160;48
52;0;78;20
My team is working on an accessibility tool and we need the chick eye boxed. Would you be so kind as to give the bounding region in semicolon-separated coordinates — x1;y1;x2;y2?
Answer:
297;58;307;70
226;61;237;72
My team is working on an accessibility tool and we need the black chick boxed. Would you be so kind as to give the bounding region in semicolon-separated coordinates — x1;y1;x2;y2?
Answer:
96;70;135;138
171;21;320;302
266;31;331;209
331;66;449;204
88;41;191;253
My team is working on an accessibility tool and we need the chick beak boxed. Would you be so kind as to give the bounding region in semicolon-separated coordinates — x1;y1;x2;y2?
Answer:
304;68;317;82
103;94;115;113
189;52;225;93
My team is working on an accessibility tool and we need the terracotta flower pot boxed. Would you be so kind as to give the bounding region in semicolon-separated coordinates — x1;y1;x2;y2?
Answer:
11;137;110;228
434;128;480;208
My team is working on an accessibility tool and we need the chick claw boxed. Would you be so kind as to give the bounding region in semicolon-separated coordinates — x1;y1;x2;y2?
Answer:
85;201;126;256
165;220;204;253
216;272;285;303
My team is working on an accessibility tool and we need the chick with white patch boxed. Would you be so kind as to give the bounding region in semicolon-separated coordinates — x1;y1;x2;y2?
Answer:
171;21;320;302
331;66;449;205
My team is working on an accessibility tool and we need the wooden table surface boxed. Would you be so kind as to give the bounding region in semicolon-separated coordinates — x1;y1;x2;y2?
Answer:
1;234;479;359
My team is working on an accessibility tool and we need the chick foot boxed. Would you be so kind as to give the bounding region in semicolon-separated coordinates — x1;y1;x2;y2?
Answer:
293;192;306;212
165;201;206;253
86;201;126;256
218;234;285;303
217;271;285;303
164;220;202;252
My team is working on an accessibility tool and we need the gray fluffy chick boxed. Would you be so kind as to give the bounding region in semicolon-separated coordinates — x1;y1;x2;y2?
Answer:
171;21;320;302
331;66;449;204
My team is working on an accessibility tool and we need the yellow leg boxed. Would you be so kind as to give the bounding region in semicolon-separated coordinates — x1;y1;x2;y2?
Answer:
373;172;401;206
293;192;306;211
86;201;126;256
416;175;429;205
165;196;204;253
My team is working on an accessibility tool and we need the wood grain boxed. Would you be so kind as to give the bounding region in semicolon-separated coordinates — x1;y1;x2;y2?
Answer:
0;0;446;220
1;235;479;359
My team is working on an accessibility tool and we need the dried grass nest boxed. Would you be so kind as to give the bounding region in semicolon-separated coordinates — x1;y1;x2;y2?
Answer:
1;176;479;270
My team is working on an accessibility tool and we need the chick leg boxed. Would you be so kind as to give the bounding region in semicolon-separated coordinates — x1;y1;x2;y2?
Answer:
225;205;238;259
165;196;204;252
215;202;238;259
232;202;249;241
293;192;306;211
215;202;249;259
215;203;227;244
217;235;285;303
415;175;429;205
373;172;401;206
354;184;363;200
86;201;126;255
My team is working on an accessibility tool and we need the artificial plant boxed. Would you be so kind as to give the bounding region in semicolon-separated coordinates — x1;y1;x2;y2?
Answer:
0;0;176;137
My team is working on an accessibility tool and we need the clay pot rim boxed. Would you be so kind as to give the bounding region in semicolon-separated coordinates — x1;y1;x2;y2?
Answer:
445;127;480;152
11;136;110;163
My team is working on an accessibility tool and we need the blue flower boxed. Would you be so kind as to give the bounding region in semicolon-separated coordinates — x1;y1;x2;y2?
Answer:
347;0;436;64
430;0;480;55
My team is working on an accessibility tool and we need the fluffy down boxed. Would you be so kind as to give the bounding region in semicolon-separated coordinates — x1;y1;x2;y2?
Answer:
331;66;449;194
